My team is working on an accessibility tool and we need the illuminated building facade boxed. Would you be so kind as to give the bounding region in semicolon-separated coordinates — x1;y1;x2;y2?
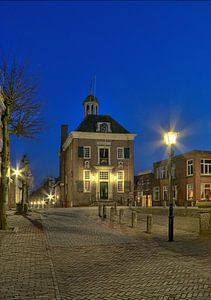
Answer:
153;150;211;206
60;94;136;207
134;170;153;207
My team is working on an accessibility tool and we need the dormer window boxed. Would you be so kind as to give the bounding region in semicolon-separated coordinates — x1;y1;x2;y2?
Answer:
96;122;111;133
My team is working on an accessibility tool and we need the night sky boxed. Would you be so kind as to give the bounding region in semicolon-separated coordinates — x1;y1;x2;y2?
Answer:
1;1;211;187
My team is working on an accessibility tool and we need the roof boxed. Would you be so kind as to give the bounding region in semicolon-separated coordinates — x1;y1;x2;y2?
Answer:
76;115;130;134
154;149;211;166
83;95;99;104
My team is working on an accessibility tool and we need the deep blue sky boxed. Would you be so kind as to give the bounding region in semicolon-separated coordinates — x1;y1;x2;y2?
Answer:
1;1;211;187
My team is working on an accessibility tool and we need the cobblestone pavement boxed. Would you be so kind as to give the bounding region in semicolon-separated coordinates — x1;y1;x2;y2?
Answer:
0;208;211;300
0;213;57;300
41;208;211;300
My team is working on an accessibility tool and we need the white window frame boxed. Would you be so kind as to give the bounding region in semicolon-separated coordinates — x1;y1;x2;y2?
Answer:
173;185;177;200
201;159;211;175
201;183;211;200
163;186;168;201
98;147;110;165
153;186;160;201
117;171;124;193
83;170;91;193
84;146;91;159
187;183;193;200
187;159;193;176
99;172;109;181
117;147;124;160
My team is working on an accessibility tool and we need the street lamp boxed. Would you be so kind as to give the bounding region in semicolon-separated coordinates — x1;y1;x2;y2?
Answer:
164;130;178;242
11;167;23;204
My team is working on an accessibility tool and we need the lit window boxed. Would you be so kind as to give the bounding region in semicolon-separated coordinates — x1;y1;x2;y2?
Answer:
117;147;124;159
84;146;91;159
187;184;193;200
100;172;109;180
187;160;193;176
201;183;211;200
201;159;211;175
117;171;124;192
83;170;91;192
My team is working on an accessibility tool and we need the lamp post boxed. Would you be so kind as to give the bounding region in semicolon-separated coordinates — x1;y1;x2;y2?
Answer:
164;130;178;242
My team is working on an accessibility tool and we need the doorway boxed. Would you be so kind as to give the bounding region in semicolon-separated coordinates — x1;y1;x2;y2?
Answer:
100;182;108;199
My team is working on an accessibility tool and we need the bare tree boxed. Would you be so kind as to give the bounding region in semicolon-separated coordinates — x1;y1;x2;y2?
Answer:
0;58;44;229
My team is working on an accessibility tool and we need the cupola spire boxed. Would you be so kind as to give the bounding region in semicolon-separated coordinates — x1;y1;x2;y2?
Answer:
83;77;99;117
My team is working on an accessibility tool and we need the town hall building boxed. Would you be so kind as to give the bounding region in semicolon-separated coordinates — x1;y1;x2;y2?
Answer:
59;94;136;207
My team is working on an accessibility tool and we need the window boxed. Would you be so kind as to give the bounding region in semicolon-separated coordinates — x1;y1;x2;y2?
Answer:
117;171;124;193
173;185;177;200
201;159;211;175
156;166;168;179
99;172;109;180
83;170;91;192
187;159;193;176
187;184;193;200
163;186;168;201
84;161;90;169
117;147;124;159
99;148;109;165
153;187;160;201
84;146;91;159
201;183;211;200
96;122;111;133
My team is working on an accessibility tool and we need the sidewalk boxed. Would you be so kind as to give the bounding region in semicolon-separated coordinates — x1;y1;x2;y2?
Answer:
0;212;58;300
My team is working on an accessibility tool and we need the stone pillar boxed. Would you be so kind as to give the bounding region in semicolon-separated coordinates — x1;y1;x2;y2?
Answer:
199;212;211;235
147;214;153;234
119;209;124;224
110;207;115;223
131;211;137;228
103;205;106;219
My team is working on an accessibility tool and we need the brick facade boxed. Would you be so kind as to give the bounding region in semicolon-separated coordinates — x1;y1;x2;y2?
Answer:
134;170;153;207
153;150;211;206
60;94;136;207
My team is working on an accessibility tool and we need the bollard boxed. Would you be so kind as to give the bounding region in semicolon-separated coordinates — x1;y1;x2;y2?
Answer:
98;205;102;218
103;205;107;219
119;209;124;224
110;207;115;223
199;212;211;235
131;211;137;228
147;214;153;234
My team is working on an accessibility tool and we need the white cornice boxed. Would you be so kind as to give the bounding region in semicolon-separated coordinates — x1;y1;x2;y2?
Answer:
62;131;137;151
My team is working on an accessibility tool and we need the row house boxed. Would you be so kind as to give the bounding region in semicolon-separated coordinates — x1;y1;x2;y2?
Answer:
134;170;153;207
153;150;211;206
59;93;136;207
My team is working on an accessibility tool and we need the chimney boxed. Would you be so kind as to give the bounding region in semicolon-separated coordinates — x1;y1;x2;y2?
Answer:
61;124;68;147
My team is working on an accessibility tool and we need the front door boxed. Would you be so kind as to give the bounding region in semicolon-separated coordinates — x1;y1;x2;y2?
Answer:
100;182;108;199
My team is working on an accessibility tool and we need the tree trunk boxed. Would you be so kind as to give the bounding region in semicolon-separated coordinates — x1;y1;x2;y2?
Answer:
0;106;10;230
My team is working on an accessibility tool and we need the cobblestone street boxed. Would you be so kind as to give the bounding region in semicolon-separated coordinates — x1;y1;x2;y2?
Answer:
0;208;211;299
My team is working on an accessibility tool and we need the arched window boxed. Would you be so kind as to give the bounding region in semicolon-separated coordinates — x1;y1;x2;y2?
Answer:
86;105;90;115
91;105;94;114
